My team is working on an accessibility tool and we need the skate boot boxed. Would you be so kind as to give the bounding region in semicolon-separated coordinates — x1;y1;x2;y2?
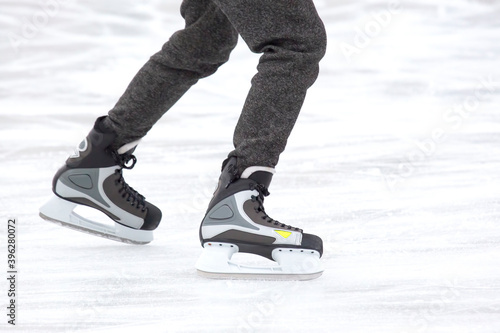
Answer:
196;157;323;280
39;116;162;244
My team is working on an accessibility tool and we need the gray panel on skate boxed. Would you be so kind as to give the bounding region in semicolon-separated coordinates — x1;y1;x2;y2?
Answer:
68;174;93;189
57;168;109;208
203;195;258;230
208;204;234;220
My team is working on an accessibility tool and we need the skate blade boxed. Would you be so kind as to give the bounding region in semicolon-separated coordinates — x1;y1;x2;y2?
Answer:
196;269;323;281
39;195;153;245
195;242;324;281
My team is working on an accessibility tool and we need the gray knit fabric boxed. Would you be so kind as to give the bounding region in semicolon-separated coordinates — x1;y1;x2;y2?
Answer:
105;0;326;173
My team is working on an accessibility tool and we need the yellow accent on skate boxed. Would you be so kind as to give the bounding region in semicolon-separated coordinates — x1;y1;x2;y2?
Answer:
275;230;292;239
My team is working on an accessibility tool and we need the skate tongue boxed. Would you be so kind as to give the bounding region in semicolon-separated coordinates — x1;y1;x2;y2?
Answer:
117;139;141;155
241;166;275;189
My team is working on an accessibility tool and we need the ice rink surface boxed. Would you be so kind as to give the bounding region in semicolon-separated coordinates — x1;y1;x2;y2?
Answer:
1;0;500;332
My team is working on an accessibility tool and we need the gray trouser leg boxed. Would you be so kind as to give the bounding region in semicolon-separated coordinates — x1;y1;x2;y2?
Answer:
106;0;238;148
214;0;327;172
105;0;326;173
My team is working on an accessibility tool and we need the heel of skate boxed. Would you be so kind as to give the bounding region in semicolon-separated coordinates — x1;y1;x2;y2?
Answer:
39;195;153;245
195;242;323;280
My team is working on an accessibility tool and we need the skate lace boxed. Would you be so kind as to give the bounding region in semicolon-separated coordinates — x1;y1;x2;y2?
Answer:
250;184;302;232
112;151;147;212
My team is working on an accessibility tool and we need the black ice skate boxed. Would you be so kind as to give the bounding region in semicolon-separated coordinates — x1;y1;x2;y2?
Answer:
196;157;324;280
39;116;162;244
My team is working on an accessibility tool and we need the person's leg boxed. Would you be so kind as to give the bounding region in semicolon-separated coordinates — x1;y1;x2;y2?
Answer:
197;0;326;278
214;0;327;173
105;0;238;149
40;0;239;243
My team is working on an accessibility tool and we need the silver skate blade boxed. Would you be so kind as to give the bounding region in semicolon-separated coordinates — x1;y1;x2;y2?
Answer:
195;243;324;281
196;269;323;281
39;195;153;245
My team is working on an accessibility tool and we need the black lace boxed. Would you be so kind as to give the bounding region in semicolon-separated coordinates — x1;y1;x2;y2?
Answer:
250;184;302;232
112;150;137;170
111;151;146;211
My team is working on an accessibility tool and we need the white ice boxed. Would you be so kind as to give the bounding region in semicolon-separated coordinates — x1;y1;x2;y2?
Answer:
1;0;500;332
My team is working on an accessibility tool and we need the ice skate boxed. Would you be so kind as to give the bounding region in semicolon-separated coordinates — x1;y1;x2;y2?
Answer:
39;116;162;244
196;157;323;280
